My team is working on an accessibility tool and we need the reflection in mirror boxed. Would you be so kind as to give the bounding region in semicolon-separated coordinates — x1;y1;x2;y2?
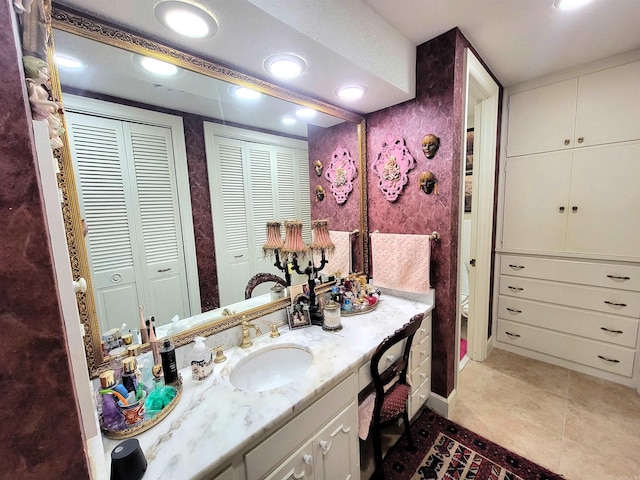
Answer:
49;7;367;377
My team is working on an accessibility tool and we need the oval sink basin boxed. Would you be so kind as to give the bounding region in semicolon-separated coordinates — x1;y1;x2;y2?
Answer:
230;345;313;392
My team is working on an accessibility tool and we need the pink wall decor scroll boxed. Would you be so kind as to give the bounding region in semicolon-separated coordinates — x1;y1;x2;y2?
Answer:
372;135;416;202
325;145;357;204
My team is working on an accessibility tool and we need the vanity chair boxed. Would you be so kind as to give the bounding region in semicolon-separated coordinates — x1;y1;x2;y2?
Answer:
244;272;287;299
369;312;425;479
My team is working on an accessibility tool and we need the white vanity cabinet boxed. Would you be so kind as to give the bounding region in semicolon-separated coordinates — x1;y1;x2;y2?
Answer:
244;374;359;480
506;60;640;157
496;254;640;383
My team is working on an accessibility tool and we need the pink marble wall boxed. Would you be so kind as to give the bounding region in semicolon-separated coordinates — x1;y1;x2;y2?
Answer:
308;122;362;272
366;29;500;397
0;2;89;477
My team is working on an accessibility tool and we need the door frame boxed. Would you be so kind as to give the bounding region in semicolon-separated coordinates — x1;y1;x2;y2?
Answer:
455;50;499;373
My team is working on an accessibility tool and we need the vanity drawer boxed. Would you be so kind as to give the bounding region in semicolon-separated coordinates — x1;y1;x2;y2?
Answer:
498;296;640;347
408;379;430;420
244;374;356;480
414;312;432;345
497;319;636;377
500;255;640;291
499;276;640;318
409;333;431;373
357;341;405;393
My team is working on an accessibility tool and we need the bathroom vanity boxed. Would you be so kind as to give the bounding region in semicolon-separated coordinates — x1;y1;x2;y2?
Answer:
99;293;434;480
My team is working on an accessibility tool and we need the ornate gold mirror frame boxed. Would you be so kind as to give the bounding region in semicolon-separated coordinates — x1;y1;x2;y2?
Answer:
46;4;368;377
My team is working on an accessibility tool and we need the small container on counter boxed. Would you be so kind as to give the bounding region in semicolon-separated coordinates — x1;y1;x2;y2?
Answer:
189;336;213;381
323;300;342;331
270;284;285;301
121;357;139;394
99;370;125;431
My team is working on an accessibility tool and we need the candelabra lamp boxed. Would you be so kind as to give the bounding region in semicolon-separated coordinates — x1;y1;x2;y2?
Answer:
263;219;335;326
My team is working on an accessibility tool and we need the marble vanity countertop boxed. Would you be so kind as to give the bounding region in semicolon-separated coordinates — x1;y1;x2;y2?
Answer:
100;293;434;479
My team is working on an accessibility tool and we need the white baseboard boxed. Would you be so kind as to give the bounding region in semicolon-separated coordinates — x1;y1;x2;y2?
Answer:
427;389;458;418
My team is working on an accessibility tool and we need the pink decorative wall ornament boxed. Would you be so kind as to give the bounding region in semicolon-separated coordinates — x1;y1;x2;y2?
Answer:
325;145;357;204
372;135;416;202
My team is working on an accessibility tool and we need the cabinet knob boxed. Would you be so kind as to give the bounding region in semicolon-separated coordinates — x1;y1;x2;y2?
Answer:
559;206;565;213
577;136;584;143
319;440;331;453
386;355;395;363
564;139;570;145
572;206;578;212
303;454;313;465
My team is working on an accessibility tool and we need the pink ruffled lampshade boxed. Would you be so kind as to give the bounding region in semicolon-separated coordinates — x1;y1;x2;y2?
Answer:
310;219;335;254
282;220;308;258
263;221;284;257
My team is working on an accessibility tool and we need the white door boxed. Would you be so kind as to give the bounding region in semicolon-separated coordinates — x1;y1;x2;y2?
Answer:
501;151;573;253
566;143;640;258
67;112;191;331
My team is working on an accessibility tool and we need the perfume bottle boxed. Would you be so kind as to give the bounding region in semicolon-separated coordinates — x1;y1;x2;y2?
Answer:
99;370;125;431
121;357;138;394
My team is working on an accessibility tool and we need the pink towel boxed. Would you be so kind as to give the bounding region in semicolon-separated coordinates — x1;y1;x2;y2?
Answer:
316;230;352;277
372;233;431;293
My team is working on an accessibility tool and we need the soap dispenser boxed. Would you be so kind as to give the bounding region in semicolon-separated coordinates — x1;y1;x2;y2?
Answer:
190;336;213;381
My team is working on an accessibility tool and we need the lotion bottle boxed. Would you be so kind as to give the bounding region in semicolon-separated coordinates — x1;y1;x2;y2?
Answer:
190;336;213;381
160;339;179;386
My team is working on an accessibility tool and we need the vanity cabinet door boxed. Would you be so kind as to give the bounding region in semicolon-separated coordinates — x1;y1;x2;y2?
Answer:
313;402;359;480
264;442;314;480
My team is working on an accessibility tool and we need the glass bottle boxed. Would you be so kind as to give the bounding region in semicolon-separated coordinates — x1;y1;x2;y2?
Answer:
99;370;125;431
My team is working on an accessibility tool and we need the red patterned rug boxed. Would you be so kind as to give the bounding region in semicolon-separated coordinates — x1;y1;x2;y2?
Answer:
381;410;564;479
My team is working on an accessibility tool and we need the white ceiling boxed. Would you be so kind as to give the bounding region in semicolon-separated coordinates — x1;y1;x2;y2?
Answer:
53;0;640;123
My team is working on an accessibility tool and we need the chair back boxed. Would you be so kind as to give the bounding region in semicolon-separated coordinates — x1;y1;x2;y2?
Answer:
244;273;287;299
370;312;424;401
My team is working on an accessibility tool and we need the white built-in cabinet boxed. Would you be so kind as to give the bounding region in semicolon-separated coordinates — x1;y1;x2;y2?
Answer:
66;110;193;331
506;60;640;157
497;57;640;387
204;123;311;305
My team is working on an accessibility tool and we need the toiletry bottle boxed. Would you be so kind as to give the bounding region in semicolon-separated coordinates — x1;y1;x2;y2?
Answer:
99;370;125;431
121;357;139;394
160;338;179;386
190;336;213;381
148;321;160;365
138;305;148;344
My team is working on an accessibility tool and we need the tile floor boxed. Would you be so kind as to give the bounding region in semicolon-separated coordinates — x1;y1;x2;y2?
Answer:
361;348;640;479
451;349;640;480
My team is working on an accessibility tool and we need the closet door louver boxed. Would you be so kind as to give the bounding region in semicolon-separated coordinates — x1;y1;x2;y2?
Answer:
211;138;251;304
66;113;141;332
125;123;189;326
297;149;312;244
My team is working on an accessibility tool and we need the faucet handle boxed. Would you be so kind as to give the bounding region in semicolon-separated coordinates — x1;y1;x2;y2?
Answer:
269;321;284;338
213;344;226;363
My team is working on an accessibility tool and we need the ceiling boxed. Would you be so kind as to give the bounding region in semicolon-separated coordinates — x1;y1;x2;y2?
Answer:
52;0;640;121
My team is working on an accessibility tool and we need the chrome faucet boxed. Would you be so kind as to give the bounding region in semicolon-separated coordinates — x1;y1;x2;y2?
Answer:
239;319;262;348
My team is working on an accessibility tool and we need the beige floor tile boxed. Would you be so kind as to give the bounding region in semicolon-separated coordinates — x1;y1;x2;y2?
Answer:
477;371;567;436
559;436;638;480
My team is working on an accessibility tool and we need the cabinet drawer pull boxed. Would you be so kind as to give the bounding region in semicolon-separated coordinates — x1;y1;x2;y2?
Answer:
506;307;522;314
607;275;631;281
577;136;584;143
505;331;521;338
303;454;313;466
597;355;620;364
508;286;524;292
508;264;525;270
600;327;624;334
157;268;171;273
604;301;627;307
234;254;244;258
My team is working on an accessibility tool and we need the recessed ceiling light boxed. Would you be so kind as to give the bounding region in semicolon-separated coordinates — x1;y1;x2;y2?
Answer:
154;1;218;39
55;54;83;69
140;56;179;76
232;86;262;100
553;0;593;10
335;84;367;100
281;116;297;126
296;108;316;119
264;54;307;79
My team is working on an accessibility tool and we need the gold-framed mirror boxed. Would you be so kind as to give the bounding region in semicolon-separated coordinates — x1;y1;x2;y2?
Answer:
47;4;368;377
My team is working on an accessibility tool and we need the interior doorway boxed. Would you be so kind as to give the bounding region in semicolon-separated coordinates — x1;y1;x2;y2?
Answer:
456;50;499;376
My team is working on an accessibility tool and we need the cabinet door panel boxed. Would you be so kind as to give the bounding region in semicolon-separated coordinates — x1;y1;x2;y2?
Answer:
566;143;640;258
313;403;359;480
264;442;314;480
502;152;572;252
575;61;640;148
507;78;578;157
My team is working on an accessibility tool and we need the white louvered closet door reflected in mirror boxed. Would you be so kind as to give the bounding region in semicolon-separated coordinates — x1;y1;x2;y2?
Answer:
67;112;191;332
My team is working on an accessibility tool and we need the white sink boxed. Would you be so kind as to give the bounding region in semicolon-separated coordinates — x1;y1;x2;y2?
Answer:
230;345;313;392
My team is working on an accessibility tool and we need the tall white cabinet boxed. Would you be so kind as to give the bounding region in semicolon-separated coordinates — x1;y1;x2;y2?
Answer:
496;56;640;387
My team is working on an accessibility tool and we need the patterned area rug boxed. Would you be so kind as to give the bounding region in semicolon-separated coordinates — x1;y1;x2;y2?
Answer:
382;410;564;480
